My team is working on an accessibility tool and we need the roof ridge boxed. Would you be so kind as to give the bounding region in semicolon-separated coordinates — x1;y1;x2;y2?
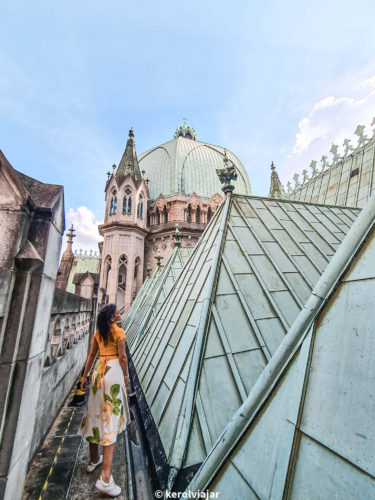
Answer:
167;194;233;489
130;246;180;351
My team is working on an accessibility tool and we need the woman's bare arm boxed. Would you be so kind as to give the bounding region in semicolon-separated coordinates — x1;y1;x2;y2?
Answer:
118;338;130;389
81;336;99;390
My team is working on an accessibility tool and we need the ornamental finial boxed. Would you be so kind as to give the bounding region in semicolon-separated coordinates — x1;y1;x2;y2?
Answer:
172;223;184;247
355;124;368;148
155;248;164;266
216;150;237;195
129;127;134;139
309;160;318;177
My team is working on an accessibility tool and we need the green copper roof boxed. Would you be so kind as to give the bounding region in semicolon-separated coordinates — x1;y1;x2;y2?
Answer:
187;191;375;498
130;193;360;490
138;136;253;200
66;255;100;293
122;246;194;350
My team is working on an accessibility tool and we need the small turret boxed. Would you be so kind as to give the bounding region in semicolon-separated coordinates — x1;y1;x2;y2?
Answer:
268;162;286;199
56;225;76;290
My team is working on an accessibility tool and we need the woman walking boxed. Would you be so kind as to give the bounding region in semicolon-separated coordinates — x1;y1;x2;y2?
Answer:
79;304;131;497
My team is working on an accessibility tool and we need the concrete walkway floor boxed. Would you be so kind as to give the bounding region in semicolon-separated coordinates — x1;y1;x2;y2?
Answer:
23;386;128;500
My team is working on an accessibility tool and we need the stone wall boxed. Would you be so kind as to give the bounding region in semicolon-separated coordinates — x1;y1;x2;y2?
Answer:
0;154;97;500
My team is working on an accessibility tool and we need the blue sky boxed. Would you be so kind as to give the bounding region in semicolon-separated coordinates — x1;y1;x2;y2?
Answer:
1;1;375;249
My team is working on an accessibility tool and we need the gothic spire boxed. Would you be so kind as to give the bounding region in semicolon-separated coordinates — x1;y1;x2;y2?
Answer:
268;161;286;199
116;128;142;186
56;225;76;290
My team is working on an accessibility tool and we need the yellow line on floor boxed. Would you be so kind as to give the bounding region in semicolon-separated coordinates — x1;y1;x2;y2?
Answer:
37;408;76;500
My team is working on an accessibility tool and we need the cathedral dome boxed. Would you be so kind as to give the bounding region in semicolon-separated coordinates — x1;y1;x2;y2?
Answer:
138;127;253;200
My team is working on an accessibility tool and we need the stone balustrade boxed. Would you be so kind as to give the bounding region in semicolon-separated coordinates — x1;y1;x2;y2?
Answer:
43;288;94;368
29;288;96;462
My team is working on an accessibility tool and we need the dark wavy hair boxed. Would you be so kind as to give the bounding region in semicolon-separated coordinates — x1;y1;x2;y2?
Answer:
97;304;117;344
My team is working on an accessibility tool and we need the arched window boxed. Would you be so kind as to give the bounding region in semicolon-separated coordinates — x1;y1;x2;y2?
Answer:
123;196;127;213
187;204;192;223
110;189;117;214
137;193;144;218
196;206;201;223
163;206;168;223
104;255;112;288
134;257;140;278
134;256;141;294
124;187;132;214
118;254;127;291
110;197;117;214
118;264;127;291
156;208;160;225
207;207;212;222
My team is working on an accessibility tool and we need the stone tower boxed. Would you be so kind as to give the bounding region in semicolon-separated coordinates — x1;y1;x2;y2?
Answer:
98;129;149;312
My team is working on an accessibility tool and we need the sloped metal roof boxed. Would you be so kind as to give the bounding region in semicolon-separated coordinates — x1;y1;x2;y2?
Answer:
122;273;156;332
138;136;253;200
131;193;360;488
122;246;194;350
66;255;100;294
187;191;375;498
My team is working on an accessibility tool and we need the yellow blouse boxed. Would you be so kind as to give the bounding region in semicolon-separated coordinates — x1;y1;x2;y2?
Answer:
94;324;126;357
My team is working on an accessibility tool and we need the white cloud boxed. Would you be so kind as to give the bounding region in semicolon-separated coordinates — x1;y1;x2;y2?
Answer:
356;77;375;90
66;206;103;252
282;77;375;184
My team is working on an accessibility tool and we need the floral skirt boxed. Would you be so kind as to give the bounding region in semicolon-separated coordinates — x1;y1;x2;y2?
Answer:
79;358;131;446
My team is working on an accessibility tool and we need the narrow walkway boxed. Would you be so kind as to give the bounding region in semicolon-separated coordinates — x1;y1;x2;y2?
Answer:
23;385;128;500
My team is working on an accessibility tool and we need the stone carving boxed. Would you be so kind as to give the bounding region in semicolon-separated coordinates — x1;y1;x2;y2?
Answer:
309;160;318;178
302;169;309;184
45;310;91;368
330;144;340;165
371;117;375;138
355;125;369;148
187;192;202;210
293;173;300;189
343;138;354;157
208;193;223;210
286;181;292;194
